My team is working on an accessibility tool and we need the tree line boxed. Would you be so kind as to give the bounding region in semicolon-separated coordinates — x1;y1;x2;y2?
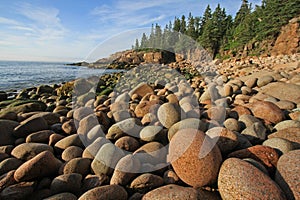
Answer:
134;0;300;58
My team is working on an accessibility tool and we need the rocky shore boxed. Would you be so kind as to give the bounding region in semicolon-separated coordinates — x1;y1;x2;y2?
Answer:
0;54;299;200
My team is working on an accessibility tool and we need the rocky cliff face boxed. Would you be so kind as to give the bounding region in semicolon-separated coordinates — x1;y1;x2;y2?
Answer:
272;16;300;56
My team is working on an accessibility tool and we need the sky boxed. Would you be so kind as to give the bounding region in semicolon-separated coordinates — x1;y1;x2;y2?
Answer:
0;0;261;62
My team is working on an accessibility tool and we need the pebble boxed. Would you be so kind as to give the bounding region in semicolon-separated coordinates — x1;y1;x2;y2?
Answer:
11;143;54;160
62;158;91;177
0;158;23;176
268;127;300;148
248;101;284;124
263;138;295;155
114;136;140;152
50;173;82;195
157;103;181;128
25;130;53;143
274;120;300;131
13;116;48;138
61;146;83;161
81;174;109;194
241;122;267;144
44;192;78;200
169;128;222;187
257;75;274;87
129;173;164;194
0;120;19;145
218;158;286;200
0;181;36;200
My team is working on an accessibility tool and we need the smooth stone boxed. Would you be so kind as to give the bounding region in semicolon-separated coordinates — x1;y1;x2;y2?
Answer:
115;136;140;152
81;174;109;194
229;105;251;119
14;151;61;182
0;158;23;176
274;120;300;131
157;103;181;128
228;145;279;174
275;100;295;110
268;127;300;148
44;192;78;200
25;130;54;143
169;128;222;187
142;184;220;200
0;181;36;200
223;118;241;132
129;83;154;98
82;137;109;159
260;82;300;104
11;143;54;160
0;111;17;121
134;142;167;166
49;133;65;146
29;112;60;126
63;158;91;177
129;173;164;194
0;120;19;145
13;117;48;138
218;158;286;200
54;134;83;153
241;122;267;144
62;146;83;161
91;143;125;176
28;188;52;200
110;154;141;185
115;92;130;103
275;150;300;200
289;111;300;121
207;127;239;153
79;185;128;200
257;75;274;87
140;126;165;142
77;114;99;138
135;100;160;118
107;118;142;140
238;114;262;128
248;101;284;124
73;107;94;122
223;84;233;96
62;120;77;135
113;110;132;122
168;118;207;141
0;170;16;192
244;78;257;88
263;138;295;155
86;125;106;143
163;169;180;184
0;145;14;155
243;158;269;175
51;173;82;195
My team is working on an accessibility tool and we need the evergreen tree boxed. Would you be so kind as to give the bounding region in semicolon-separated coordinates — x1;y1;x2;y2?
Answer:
180;15;187;33
134;39;140;49
187;12;197;40
234;0;251;27
200;5;212;35
154;24;162;48
173;17;181;32
140;33;148;49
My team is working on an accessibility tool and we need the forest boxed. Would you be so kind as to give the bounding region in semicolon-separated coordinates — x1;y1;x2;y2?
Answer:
133;0;300;58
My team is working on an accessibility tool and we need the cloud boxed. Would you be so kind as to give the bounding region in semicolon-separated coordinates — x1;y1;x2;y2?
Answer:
0;17;20;25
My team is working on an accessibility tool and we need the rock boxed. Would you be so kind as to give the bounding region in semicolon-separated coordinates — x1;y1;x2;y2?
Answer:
107;118;142;140
110;154;141;185
243;158;269;175
263;138;295;155
14;151;61;182
268;127;300;148
62;120;77;135
0;158;23;176
113;110;132;122
0;145;14;155
241;122;267;144
11;143;54;160
0;102;45;116
91;143;125;175
157;103;181;128
135;100;160;118
168;118;207;141
142;184;214;200
114;92;131;103
81;174;109;194
0;181;36;200
77;114;100;139
79;185;128;200
115;136;140;152
244;78;257;88
25;130;53;143
29;112;60;125
206;127;239;154
274;120;300;131
62;146;83;161
228;145;279;174
49;134;65;146
73;107;94;122
260;82;300;104
129;173;164;193
50;173;82;195
257;75;274;87
169;128;222;187
0;92;7;101
218;158;286;200
275;100;295;110
238;114;262;128
223;118;241;132
0;111;17;121
140;126;166;142
36;85;54;94
275;150;300;200
129;83;154;97
86;125;106;142
82;137;109;159
44;192;78;200
223;84;233;96
63;158;91;177
230;105;251;118
54;134;83;153
0;120;19;145
13;117;48;138
27;188;52;200
134;142;167;167
248;101;284;124
0;170;17;193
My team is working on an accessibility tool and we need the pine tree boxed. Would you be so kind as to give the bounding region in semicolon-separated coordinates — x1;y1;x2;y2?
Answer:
173;17;181;32
180;15;187;33
234;0;251;27
186;12;197;40
134;39;140;49
154;24;162;49
140;33;148;49
200;5;212;35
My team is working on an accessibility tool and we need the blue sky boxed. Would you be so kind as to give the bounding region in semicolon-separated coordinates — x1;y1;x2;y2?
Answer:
0;0;261;62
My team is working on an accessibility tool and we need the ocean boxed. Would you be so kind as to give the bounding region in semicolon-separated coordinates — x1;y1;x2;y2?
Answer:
0;61;116;92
